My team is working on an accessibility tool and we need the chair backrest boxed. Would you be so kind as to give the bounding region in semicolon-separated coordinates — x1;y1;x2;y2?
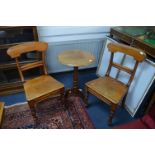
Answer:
106;42;146;87
7;41;48;82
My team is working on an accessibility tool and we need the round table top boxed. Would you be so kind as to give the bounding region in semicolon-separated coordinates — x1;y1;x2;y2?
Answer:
58;50;95;67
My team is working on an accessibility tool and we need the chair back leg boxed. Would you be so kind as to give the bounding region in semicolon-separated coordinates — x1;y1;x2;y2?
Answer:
121;93;127;108
108;104;117;126
84;86;89;107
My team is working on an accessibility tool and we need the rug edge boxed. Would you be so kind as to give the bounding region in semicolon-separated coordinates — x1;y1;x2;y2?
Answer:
5;102;28;108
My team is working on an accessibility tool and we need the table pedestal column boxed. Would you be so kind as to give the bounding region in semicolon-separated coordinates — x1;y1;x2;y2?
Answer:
73;66;78;93
65;66;87;105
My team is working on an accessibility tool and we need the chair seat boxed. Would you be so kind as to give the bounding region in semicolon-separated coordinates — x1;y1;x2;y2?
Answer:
86;76;128;104
24;75;64;101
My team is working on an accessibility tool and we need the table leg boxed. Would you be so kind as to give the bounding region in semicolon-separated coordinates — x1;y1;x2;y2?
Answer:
73;66;78;93
65;66;88;106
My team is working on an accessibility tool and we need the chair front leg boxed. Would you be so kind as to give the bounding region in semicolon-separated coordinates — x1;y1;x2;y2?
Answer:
108;104;117;126
60;89;66;109
28;101;37;124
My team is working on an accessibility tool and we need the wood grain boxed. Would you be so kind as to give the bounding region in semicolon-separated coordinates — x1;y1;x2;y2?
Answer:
7;41;48;58
20;61;43;71
24;75;64;101
86;77;128;104
107;42;146;62
85;42;146;126
7;41;65;124
58;50;95;67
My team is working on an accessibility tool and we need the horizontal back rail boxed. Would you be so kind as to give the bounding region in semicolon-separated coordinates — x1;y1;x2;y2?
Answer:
112;62;133;75
106;42;146;87
20;61;43;71
7;42;48;82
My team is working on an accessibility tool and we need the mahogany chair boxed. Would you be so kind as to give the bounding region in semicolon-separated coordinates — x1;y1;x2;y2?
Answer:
85;42;146;126
7;41;65;123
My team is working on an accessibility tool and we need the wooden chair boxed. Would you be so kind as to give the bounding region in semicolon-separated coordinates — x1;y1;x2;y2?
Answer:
85;42;146;126
7;41;65;124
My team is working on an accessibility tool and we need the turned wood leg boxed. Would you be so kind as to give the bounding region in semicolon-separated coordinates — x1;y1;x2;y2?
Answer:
60;90;66;109
84;86;89;107
73;66;78;94
60;88;65;102
28;101;37;124
108;104;117;126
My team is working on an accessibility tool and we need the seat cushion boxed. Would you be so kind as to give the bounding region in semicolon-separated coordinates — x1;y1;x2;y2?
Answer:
86;76;128;104
24;75;64;101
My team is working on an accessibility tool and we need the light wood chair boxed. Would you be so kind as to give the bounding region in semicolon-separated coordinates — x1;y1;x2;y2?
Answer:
7;42;65;123
85;42;146;126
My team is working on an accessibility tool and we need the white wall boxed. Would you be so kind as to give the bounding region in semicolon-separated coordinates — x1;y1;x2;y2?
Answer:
37;26;110;43
37;26;111;73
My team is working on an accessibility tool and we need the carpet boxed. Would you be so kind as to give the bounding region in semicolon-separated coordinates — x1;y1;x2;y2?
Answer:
1;96;95;129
